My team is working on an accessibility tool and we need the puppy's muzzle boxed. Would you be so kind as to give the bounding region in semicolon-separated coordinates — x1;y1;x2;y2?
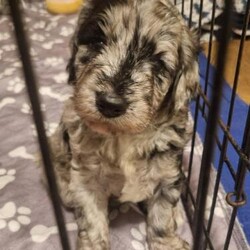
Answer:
96;92;128;118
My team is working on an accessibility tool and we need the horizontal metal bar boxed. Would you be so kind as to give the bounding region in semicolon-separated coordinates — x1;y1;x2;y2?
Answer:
224;158;237;181
198;104;238;180
224;106;250;248
198;89;250;170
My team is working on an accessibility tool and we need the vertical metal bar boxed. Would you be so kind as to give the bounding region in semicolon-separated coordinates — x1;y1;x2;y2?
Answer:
224;107;250;249
206;0;250;237
192;1;233;249
235;113;250;193
186;94;200;197
223;208;238;250
198;0;204;31
186;0;205;196
8;1;71;250
189;0;194;27
202;0;216;115
181;0;185;16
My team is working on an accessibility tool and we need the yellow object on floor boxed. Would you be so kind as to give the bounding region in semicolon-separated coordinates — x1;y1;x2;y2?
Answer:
204;40;250;105
46;0;83;14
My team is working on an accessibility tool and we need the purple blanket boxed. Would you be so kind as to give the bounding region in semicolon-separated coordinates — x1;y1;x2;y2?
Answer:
0;2;248;250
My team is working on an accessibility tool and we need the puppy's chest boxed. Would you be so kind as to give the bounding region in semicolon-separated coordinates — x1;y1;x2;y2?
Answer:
76;129;182;201
96;137;159;201
99;136;147;172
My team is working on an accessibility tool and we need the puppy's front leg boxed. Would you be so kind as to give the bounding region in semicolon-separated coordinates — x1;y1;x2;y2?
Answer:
73;190;109;250
147;180;189;250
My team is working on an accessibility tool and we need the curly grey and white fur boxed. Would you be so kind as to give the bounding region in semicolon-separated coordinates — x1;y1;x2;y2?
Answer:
51;0;199;249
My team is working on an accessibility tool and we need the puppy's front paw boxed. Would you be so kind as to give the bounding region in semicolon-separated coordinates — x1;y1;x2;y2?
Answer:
77;231;109;250
148;236;190;250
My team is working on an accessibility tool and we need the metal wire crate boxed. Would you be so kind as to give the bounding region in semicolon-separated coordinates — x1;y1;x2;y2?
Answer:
7;0;250;249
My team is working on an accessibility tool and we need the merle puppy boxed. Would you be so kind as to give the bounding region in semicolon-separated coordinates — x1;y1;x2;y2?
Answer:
51;0;199;249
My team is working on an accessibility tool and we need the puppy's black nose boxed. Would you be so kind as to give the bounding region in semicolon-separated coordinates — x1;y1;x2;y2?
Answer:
96;92;127;118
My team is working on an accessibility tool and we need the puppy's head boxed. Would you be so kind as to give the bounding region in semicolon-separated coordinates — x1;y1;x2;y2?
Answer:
68;0;199;135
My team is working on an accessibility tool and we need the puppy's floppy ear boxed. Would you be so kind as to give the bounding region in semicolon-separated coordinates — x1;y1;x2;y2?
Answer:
66;0;115;85
66;0;129;85
174;28;200;110
66;0;94;85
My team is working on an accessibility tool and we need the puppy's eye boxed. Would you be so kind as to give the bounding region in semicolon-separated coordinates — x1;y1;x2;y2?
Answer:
77;21;106;50
88;40;104;50
79;38;105;51
78;39;105;64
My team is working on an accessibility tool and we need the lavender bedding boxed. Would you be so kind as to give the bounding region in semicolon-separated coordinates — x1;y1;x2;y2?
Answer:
0;2;249;250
